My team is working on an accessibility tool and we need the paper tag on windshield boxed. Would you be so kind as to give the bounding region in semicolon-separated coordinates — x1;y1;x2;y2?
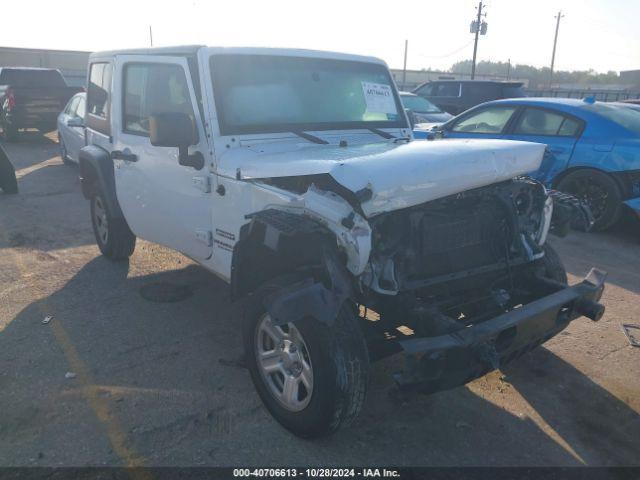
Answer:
361;82;396;114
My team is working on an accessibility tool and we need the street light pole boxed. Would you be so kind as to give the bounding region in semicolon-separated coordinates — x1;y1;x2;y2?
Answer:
471;1;483;80
549;11;564;86
402;40;408;89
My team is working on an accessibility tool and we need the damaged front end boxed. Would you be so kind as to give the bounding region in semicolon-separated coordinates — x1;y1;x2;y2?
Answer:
233;175;605;394
357;178;604;391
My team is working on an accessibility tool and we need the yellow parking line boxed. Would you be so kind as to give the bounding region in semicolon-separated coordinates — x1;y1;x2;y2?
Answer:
0;225;150;475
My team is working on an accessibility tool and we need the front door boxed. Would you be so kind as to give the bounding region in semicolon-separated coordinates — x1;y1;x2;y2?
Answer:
503;107;581;184
67;95;86;162
111;55;213;260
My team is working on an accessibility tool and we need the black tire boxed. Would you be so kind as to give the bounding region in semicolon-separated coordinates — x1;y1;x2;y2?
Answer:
90;191;136;260
556;168;622;231
0;148;18;194
243;277;369;438
540;244;568;285
1;122;18;142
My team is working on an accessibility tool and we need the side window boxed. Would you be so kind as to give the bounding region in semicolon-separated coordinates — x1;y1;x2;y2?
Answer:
513;108;581;137
416;84;435;96
86;62;112;134
437;83;460;97
65;96;80;115
465;83;500;99
122;63;195;136
451;106;517;134
76;97;86;119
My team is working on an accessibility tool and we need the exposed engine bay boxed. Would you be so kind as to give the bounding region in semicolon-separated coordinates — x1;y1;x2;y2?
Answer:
362;178;550;295
234;173;603;392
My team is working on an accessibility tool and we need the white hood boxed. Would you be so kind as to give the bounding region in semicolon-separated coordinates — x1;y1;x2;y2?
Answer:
217;138;546;217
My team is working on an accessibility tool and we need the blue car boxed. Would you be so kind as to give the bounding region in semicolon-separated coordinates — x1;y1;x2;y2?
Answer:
417;98;640;231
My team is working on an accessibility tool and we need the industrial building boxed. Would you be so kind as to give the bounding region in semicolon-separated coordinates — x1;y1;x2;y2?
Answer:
0;46;90;87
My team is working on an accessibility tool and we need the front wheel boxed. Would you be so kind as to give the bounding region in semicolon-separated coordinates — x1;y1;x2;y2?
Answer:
90;191;136;260
243;278;369;438
556;169;622;231
540;243;568;285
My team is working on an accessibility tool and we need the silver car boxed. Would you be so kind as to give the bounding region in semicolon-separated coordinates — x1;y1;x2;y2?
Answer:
57;92;86;164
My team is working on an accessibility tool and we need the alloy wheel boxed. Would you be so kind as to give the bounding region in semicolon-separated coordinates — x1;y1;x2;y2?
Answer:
255;314;313;412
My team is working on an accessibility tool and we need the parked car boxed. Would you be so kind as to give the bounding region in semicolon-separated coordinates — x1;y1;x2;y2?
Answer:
430;97;640;230
413;80;525;115
58;92;86;164
399;91;452;128
0;67;82;141
78;46;604;438
0;143;18;194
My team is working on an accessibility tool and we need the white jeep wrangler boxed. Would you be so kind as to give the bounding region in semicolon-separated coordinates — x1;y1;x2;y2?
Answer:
78;46;605;438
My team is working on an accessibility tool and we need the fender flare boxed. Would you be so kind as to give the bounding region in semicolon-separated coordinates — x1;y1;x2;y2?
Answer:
263;253;354;328
231;208;356;326
78;145;125;219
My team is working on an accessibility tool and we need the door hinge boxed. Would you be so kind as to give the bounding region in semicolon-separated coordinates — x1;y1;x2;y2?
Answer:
192;175;212;193
195;229;213;247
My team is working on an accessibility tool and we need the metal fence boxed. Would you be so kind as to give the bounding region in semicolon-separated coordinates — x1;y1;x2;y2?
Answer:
526;89;640;102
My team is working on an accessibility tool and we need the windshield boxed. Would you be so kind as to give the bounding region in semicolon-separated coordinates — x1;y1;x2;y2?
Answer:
587;103;640;135
210;54;406;135
400;94;442;113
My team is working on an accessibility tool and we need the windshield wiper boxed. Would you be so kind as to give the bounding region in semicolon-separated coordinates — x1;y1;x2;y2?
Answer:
292;131;329;144
368;128;395;139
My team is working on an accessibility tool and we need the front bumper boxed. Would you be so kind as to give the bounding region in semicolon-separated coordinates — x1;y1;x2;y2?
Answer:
393;269;606;392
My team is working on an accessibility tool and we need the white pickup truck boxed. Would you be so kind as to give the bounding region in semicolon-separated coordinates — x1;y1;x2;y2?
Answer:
78;45;605;438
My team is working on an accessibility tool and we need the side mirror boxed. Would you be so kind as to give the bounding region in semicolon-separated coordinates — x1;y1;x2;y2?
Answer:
149;113;203;170
404;108;417;129
66;117;84;128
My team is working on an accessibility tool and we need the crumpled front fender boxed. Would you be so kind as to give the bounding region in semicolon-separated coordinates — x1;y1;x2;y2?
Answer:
263;252;354;327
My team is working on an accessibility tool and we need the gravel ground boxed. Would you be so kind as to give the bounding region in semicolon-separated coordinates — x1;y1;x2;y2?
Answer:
1;132;639;467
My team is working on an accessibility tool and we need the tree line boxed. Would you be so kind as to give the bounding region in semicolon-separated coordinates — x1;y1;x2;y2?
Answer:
449;60;620;88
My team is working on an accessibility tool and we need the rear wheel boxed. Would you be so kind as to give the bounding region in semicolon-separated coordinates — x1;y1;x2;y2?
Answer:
556;169;622;231
243;277;369;438
90;191;136;260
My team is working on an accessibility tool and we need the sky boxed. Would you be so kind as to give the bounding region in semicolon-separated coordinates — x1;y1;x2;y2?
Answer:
3;0;639;73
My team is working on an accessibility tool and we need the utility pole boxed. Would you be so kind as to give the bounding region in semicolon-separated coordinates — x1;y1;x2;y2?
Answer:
470;1;487;80
549;11;564;86
149;25;154;47
402;40;408;88
507;58;511;80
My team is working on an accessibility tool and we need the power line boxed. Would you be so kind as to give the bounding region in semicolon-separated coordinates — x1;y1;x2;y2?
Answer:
414;39;475;59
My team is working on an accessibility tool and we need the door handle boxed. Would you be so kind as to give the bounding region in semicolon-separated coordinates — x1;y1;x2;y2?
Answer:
111;150;138;162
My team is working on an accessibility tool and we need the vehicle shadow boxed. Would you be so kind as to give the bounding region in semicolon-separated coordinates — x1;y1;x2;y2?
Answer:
2;257;638;466
0;134;91;252
501;347;640;466
0;129;58;146
549;226;640;295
